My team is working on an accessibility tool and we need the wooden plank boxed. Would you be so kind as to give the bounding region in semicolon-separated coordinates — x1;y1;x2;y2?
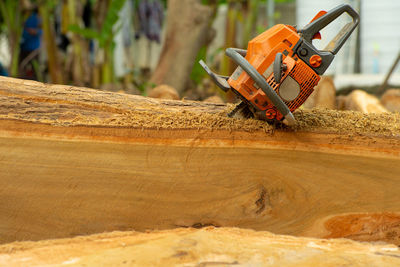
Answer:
0;76;400;244
1;227;400;266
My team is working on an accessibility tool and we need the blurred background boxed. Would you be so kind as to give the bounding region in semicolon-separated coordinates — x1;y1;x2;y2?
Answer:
0;0;399;112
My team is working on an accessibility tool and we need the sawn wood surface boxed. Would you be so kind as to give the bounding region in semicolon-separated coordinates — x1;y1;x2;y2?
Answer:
0;76;399;245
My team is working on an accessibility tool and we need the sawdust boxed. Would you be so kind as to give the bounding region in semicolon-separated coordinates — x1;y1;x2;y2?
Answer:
79;107;400;139
0;76;399;138
103;105;274;133
293;108;400;137
3;102;400;138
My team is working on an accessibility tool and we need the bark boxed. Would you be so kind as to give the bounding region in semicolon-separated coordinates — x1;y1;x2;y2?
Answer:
150;0;214;94
0;76;400;245
1;227;400;266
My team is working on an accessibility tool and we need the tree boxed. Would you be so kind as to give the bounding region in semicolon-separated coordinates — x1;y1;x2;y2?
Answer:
69;0;126;87
150;0;214;94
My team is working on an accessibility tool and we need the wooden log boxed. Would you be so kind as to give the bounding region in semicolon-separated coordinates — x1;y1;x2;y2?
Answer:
381;89;400;112
303;76;337;110
148;84;180;100
1;227;400;266
0;76;400;245
341;89;388;113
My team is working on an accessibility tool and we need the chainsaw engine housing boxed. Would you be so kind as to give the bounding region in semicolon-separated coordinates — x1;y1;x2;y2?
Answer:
200;4;359;123
228;24;321;121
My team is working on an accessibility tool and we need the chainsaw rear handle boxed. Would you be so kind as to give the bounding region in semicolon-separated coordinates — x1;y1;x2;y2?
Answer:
225;48;295;125
300;4;359;55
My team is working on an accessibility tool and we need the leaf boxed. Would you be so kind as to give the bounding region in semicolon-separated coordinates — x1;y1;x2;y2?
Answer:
69;0;126;49
68;24;100;39
97;0;127;48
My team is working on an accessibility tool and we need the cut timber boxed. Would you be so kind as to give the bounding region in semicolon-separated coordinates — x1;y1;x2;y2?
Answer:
2;228;400;266
0;77;400;245
148;84;180;100
381;89;400;112
303;76;336;110
341;89;388;113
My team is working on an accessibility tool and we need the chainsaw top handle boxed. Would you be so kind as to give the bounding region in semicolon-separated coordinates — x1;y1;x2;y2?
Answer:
300;4;359;55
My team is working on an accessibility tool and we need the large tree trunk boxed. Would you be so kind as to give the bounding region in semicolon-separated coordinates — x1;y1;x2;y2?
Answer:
150;0;214;94
1;227;400;266
0;76;400;245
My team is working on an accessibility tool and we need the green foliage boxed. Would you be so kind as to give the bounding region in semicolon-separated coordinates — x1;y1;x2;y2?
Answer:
0;0;23;76
0;7;3;30
44;0;59;10
68;25;99;39
202;0;227;5
0;0;21;33
31;59;44;82
190;46;208;85
69;0;126;48
201;0;295;4
69;0;127;85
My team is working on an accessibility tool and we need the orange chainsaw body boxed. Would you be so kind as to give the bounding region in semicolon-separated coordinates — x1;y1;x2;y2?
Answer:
200;4;359;123
228;24;320;120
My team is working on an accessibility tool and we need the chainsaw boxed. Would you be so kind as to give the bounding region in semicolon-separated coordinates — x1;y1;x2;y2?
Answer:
200;4;359;125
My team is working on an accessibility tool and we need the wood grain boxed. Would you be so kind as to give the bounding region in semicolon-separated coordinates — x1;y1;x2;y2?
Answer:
0;77;399;245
